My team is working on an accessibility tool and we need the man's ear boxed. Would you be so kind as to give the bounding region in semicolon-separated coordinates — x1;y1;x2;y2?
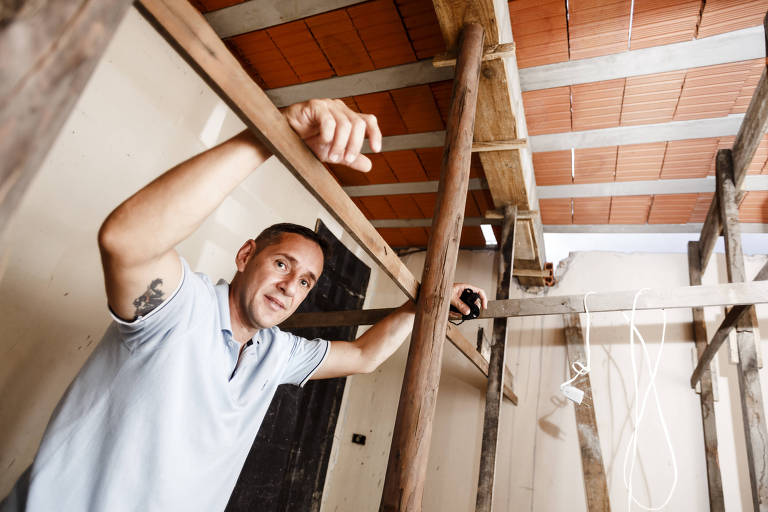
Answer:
235;239;257;272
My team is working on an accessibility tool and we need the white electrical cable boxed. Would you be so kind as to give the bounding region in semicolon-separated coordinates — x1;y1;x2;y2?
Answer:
622;289;678;511
560;292;595;394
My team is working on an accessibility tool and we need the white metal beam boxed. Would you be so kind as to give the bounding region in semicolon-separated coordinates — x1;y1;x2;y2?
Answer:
205;0;366;39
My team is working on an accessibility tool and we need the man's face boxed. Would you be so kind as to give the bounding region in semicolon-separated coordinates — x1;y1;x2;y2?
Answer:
235;233;324;330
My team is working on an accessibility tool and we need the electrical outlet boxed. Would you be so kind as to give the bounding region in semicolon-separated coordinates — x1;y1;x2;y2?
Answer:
352;433;366;445
561;385;584;405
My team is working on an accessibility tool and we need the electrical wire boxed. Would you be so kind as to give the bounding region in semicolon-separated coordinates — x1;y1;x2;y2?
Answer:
560;292;595;391
622;289;678;511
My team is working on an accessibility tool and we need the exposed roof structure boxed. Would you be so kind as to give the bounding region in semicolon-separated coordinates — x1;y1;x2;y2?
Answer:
190;0;768;252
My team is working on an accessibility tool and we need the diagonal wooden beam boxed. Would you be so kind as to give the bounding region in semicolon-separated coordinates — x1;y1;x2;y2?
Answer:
0;0;134;241
716;149;768;510
476;205;516;512
563;313;611;512
687;241;726;512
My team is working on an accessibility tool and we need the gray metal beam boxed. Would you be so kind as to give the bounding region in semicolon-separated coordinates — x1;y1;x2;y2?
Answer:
520;26;765;91
260;27;763;106
205;0;366;39
268;61;453;107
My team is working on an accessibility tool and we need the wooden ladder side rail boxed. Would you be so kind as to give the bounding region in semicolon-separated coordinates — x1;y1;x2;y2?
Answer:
688;241;726;512
0;0;134;238
380;23;485;512
563;313;611;512
717;149;768;510
697;12;768;271
476;205;516;512
690;257;768;388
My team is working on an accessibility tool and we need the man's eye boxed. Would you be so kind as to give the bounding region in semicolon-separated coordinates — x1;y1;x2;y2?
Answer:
300;279;309;288
276;260;286;270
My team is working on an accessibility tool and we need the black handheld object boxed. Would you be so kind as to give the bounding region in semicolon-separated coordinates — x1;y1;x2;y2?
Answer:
449;288;481;320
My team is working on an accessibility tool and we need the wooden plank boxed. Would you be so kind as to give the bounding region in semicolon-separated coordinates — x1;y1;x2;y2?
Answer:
0;0;133;240
476;205;516;512
563;313;611;512
430;0;547;284
381;23;485;512
688;241;726;512
135;0;419;301
716;149;768;511
472;139;528;152
432;42;516;67
284;280;768;326
690;303;752;388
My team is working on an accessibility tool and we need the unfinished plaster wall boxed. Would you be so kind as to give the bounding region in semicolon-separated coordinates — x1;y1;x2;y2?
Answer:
0;8;393;496
322;250;768;512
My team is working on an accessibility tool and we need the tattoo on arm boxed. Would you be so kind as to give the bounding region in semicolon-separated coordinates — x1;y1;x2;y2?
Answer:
133;278;165;317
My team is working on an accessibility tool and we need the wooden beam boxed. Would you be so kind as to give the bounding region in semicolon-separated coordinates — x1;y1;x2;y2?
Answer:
697;14;768;272
432;42;515;68
687;241;726;512
563;313;611;512
430;0;547;285
0;0;133;240
381;23;485;512
472;139;528;152
716;149;768;510
476;205;516;511
285;280;768;326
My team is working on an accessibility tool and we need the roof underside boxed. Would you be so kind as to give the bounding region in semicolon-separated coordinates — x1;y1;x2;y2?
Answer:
191;0;768;249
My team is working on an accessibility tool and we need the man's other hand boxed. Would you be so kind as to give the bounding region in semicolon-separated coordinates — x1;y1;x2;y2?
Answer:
284;99;382;172
449;283;488;319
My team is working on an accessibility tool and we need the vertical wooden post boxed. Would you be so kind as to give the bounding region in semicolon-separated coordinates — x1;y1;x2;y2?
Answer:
380;23;484;512
687;241;726;512
716;149;768;511
475;205;516;512
563;314;611;512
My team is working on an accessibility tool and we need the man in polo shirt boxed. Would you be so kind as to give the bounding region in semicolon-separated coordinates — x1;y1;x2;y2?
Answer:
1;99;486;511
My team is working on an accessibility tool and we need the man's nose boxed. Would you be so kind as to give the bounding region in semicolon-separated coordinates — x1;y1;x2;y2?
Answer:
278;276;297;297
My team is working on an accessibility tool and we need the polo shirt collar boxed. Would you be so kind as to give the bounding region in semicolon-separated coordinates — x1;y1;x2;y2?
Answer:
215;280;233;336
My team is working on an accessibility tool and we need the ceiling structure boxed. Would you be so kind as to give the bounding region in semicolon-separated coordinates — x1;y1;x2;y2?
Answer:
189;0;768;253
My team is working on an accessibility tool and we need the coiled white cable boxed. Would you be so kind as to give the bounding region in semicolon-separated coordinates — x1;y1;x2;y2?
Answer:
560;292;595;394
622;289;678;511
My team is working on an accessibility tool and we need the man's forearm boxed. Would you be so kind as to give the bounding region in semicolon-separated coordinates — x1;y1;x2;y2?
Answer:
355;300;416;372
99;130;270;265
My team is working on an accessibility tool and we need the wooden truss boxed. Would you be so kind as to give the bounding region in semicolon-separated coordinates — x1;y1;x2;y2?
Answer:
3;1;768;511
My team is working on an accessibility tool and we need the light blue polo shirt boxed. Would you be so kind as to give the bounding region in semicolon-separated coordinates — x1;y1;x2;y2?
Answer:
3;258;329;511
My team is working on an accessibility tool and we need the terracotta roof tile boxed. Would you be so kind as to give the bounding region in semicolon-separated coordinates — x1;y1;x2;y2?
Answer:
365;153;399;184
574;146;618;183
353;92;408;135
620;71;685;126
461;227;487;247
673;61;755;121
540;198;573;224
358;195;397;218
707;136;735;176
689;193;714;222
747;135;768;175
609;195;652;224
386;194;427;218
352;197;373;217
382;150;430;182
401;228;430;246
348;0;417;68
732;59;765;114
572;79;626;131
568;0;631;59
411;192;436;217
532;150;573;185
698;0;768;38
738;191;768;222
573;197;611;224
615;142;666;181
396;0;445;59
415;147;443;180
522;86;572;135
390;85;445;133
191;0;243;13
328;163;370;186
629;0;700;50
508;0;569;68
647;193;698;223
378;227;409;247
226;31;298;89
661;138;719;179
429;81;453;125
306;10;375;76
267;21;334;83
471;189;495;215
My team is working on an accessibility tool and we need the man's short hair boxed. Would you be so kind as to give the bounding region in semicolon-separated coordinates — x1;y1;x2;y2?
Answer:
253;223;329;272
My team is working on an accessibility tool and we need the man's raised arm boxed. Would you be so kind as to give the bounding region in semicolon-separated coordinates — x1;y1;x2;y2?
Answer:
97;99;380;321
